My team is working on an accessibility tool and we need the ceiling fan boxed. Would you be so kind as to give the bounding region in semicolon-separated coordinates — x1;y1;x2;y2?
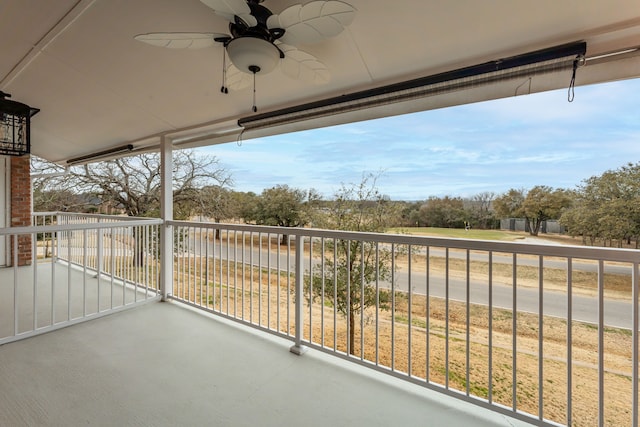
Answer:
135;0;356;111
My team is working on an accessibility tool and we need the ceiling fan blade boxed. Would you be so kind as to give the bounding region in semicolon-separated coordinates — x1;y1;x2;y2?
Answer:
278;44;330;84
134;33;226;49
200;0;258;27
267;1;356;45
200;0;249;16
226;64;253;91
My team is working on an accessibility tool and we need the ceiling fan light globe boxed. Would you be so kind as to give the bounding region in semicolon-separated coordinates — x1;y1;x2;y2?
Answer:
226;37;280;74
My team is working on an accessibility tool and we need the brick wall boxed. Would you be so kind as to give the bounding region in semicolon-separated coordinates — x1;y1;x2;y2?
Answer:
10;155;31;266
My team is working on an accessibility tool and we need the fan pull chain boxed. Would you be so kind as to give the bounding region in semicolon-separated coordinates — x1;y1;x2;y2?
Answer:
252;70;258;113
220;49;228;94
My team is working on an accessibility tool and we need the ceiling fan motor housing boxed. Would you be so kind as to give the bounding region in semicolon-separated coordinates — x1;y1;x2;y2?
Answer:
226;36;281;74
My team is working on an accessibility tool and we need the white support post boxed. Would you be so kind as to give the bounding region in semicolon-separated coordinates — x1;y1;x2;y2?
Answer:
290;235;308;355
160;136;173;301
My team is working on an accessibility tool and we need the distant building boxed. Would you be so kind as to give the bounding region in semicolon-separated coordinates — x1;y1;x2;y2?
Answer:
500;218;565;234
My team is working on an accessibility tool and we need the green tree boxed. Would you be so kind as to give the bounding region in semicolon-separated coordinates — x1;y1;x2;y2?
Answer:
306;173;394;355
494;187;571;236
521;186;572;236
561;163;640;247
417;196;466;228
253;185;317;244
397;201;422;227
493;188;526;220
559;192;599;245
232;191;259;223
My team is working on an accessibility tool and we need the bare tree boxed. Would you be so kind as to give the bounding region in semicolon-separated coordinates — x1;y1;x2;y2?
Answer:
67;150;231;218
33;149;231;219
306;172;395;355
198;185;236;239
468;191;497;229
33;150;232;264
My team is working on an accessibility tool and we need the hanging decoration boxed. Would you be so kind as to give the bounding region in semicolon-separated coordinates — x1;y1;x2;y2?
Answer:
0;91;39;157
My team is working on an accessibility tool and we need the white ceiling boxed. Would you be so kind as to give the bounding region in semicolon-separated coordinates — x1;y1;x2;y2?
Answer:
1;0;639;164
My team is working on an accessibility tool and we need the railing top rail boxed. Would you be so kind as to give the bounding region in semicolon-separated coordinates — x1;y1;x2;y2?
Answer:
168;220;640;263
31;211;59;216
0;219;163;236
32;212;158;222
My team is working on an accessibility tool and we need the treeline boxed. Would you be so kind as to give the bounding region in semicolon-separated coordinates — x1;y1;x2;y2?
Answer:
34;183;501;230
32;153;640;248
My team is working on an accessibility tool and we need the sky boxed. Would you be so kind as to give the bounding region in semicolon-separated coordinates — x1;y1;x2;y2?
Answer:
198;78;640;201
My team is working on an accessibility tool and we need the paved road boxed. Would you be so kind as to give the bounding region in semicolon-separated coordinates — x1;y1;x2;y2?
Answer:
188;237;635;329
399;271;632;329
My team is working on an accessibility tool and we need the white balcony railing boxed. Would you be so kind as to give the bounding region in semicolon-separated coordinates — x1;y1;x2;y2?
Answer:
169;220;640;427
5;214;638;426
0;213;162;345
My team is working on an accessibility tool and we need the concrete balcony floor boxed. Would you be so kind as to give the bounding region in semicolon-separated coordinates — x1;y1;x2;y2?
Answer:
0;261;159;340
0;300;530;427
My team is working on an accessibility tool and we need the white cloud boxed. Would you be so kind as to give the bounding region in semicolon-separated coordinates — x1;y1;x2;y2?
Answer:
200;79;640;199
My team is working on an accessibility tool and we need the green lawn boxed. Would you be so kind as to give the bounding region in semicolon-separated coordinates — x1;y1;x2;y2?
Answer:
387;227;527;241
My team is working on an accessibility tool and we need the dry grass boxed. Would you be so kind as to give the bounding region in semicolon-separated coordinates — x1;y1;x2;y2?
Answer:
174;256;636;427
396;251;632;300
